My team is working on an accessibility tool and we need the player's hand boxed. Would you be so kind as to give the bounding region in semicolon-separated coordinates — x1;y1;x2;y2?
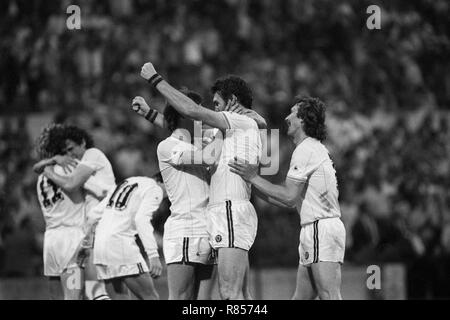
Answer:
132;96;151;117
140;62;157;81
229;103;245;114
148;257;162;278
228;157;259;182
52;155;77;174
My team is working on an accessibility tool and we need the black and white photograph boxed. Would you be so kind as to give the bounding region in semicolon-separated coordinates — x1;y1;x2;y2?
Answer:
0;0;449;306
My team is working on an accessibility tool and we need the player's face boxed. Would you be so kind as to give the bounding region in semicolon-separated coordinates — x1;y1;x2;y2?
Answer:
64;139;86;160
213;93;227;112
285;104;303;137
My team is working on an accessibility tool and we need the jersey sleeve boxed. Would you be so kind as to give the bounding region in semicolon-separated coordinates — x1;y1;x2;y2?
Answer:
221;111;256;130
157;140;198;166
83;175;112;198
134;184;164;259
286;147;326;184
79;148;106;171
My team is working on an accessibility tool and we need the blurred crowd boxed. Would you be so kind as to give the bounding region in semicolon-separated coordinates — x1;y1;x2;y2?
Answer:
0;0;449;298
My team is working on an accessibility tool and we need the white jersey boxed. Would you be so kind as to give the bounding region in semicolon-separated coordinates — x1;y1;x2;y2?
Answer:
37;172;85;230
209;111;262;205
157;135;210;239
93;177;163;265
286;137;341;226
78;148;116;220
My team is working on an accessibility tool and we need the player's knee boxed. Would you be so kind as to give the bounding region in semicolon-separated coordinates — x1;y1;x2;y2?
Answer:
218;278;241;300
317;287;340;300
170;284;194;300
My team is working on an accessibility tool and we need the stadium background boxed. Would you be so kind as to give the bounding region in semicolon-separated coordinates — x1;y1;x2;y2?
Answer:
0;0;449;299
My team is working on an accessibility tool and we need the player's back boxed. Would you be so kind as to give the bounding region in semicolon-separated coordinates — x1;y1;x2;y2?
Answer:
36;167;85;230
94;177;162;265
209;111;261;205
157;136;210;239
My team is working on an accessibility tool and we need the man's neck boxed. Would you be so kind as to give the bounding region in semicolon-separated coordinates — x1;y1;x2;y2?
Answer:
293;132;308;147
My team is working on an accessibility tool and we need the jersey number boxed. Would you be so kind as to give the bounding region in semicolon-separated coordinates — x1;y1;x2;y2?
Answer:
40;178;64;209
107;181;138;210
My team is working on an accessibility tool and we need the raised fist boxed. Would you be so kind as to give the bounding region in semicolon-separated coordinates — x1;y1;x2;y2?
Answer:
140;62;157;80
132;96;150;117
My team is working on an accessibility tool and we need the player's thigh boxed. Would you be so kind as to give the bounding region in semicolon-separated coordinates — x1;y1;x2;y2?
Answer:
217;248;248;290
195;264;218;300
310;261;342;299
124;273;159;300
292;265;317;300
167;263;196;299
83;249;99;280
60;267;84;300
48;276;64;300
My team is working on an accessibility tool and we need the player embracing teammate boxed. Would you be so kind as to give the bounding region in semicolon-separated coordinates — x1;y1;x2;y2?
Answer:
137;62;264;300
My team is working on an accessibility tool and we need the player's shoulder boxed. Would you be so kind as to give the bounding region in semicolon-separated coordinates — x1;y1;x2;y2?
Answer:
222;111;257;129
157;137;176;157
83;147;106;160
131;176;162;196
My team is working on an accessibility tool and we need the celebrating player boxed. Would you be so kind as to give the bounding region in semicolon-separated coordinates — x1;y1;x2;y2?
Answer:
90;176;164;300
156;90;220;300
34;124;116;300
34;124;110;299
229;97;346;300
139;62;262;300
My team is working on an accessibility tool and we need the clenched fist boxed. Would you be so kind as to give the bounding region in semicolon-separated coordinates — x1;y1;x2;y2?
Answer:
141;62;157;81
132;96;150;117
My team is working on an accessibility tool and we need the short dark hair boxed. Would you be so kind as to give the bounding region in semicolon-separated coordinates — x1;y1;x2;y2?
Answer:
35;123;94;159
62;125;94;149
164;88;203;132
36;123;66;159
211;75;252;109
295;96;327;142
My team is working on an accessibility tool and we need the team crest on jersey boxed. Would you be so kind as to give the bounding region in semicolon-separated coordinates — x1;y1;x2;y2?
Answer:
215;235;222;243
305;251;309;260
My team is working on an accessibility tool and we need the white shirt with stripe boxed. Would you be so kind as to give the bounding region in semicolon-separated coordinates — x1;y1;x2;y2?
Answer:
37;172;85;230
93;177;163;265
209;111;262;205
287;137;341;226
157;135;210;240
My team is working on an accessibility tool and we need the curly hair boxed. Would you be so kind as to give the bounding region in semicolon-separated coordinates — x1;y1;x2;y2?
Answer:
62;125;94;149
295;96;327;142
35;124;66;159
35;123;94;159
164;88;203;132
211;75;253;109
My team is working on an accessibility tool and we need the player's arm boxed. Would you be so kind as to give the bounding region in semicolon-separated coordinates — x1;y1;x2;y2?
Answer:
43;164;95;193
131;96;168;129
134;186;164;278
229;104;267;129
252;188;292;208
229;158;304;207
33;155;77;174
140;62;230;131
